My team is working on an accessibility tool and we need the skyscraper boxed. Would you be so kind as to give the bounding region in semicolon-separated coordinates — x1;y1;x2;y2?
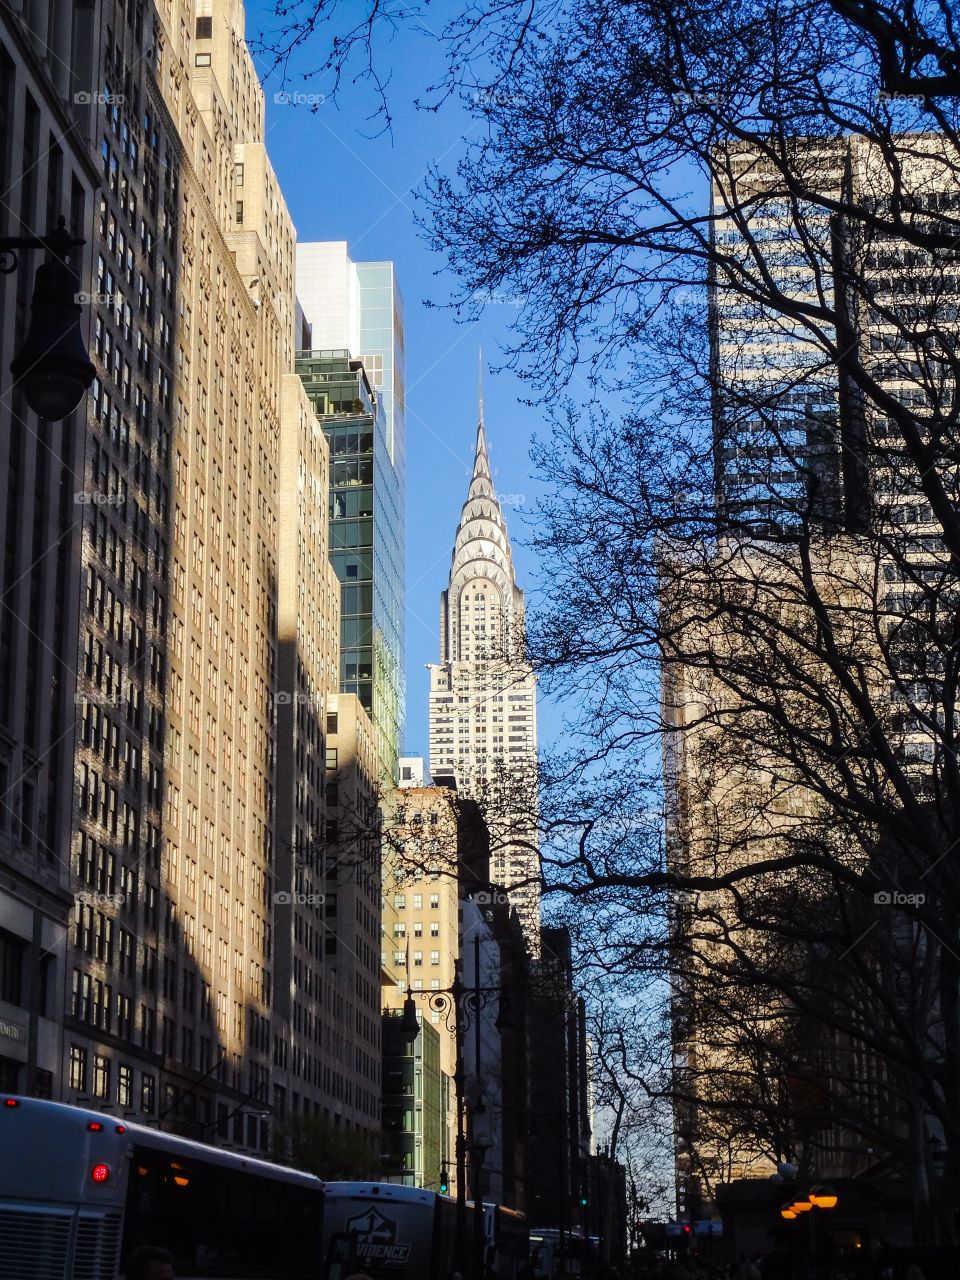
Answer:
296;243;406;786
710;140;847;532
427;395;540;950
668;133;960;1218
0;0;388;1144
0;0;97;1100
295;351;404;786
61;0;298;1136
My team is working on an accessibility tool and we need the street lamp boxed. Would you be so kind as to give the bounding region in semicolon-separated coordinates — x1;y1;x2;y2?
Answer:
1;217;95;420
403;933;510;1280
777;1181;838;1280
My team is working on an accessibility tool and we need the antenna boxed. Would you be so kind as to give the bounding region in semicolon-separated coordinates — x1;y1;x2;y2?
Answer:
478;346;484;429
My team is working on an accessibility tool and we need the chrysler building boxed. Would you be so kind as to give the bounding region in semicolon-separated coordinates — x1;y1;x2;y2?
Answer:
427;388;540;950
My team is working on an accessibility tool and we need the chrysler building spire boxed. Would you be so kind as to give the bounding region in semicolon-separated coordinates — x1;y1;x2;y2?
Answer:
428;376;540;952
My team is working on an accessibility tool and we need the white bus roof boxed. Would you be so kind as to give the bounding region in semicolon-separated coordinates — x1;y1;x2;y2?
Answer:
2;1095;323;1189
322;1181;436;1204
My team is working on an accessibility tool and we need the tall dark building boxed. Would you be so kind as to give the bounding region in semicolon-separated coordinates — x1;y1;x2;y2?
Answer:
0;0;98;1102
527;927;592;1230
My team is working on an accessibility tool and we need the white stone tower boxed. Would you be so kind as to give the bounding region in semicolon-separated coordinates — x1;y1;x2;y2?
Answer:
428;369;540;950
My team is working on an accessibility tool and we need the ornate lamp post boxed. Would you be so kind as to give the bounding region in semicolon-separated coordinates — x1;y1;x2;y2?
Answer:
1;217;95;420
402;932;512;1280
773;1167;838;1279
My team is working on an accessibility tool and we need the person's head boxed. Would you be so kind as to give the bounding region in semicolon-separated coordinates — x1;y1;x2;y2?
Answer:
126;1246;175;1280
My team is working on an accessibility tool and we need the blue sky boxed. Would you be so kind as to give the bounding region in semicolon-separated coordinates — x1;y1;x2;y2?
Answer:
246;1;564;759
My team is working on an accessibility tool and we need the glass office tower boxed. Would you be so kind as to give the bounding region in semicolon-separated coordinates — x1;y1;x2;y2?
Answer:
295;246;406;786
296;351;404;785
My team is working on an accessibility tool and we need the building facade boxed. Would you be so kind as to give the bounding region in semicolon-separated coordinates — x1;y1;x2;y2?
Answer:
382;781;461;1191
273;373;382;1138
0;0;100;1101
0;0;386;1154
59;0;296;1141
527;927;592;1230
668;133;960;1230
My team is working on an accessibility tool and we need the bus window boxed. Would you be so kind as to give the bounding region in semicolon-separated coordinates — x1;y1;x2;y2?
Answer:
121;1144;323;1277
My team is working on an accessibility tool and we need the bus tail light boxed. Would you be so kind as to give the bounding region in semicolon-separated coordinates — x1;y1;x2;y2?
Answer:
91;1163;111;1183
3;1098;19;1107
87;1121;103;1131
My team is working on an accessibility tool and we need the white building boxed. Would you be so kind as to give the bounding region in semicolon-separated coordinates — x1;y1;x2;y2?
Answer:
296;241;405;461
428;403;540;952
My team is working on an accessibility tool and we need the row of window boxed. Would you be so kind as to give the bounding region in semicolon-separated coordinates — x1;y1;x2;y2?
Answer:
68;1043;153;1111
393;950;442;966
392;893;441;909
393;922;442;937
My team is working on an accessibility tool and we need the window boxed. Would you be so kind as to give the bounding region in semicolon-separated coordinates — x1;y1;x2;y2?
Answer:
93;1054;110;1098
69;1045;87;1092
413;894;422;910
393;894;405;909
430;951;440;966
0;930;24;1005
196;15;213;37
195;52;211;66
141;1073;156;1112
430;894;440;909
117;1064;133;1108
430;922;440;937
413;950;423;967
326;748;338;770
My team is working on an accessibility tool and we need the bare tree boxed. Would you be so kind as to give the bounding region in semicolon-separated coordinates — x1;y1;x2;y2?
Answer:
253;0;960;1241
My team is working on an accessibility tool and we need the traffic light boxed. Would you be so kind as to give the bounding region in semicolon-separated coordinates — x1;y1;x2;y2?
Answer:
580;1195;588;1207
439;1165;449;1194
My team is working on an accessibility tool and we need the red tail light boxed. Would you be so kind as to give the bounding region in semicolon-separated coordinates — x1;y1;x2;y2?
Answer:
91;1163;110;1183
87;1121;103;1131
3;1098;19;1107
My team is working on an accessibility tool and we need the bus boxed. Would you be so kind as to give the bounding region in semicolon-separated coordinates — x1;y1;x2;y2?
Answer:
484;1203;530;1279
320;1182;459;1280
0;1094;324;1278
529;1227;599;1280
320;1183;529;1280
